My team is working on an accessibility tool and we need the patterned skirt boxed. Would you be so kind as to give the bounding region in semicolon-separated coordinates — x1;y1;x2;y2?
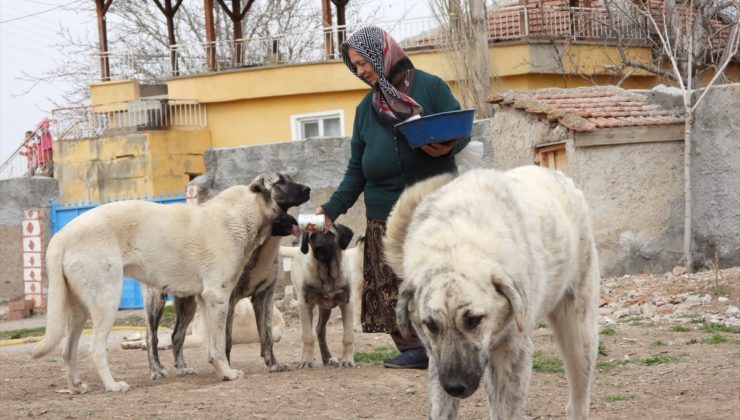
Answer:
361;219;402;333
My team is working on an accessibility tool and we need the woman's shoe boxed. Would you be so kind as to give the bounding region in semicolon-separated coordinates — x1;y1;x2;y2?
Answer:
382;348;428;369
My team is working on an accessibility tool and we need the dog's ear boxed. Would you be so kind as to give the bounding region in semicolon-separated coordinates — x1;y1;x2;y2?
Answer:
249;175;271;201
491;273;526;332
300;231;310;254
395;280;416;340
334;224;354;250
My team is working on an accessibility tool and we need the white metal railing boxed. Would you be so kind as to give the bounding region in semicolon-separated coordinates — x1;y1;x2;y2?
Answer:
51;99;207;141
89;7;650;81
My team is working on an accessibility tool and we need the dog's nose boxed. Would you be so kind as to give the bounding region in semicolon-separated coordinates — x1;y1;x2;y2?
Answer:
303;186;311;195
442;382;468;397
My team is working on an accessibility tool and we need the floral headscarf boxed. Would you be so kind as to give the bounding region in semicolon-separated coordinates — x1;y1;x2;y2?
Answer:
341;26;423;128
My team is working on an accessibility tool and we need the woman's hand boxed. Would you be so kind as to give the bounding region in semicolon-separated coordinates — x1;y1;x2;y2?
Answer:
314;206;334;232
420;139;457;157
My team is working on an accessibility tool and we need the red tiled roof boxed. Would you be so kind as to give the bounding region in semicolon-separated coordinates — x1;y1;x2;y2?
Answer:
487;87;684;132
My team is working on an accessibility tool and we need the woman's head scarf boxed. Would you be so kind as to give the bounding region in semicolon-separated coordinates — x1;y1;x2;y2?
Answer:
341;26;423;128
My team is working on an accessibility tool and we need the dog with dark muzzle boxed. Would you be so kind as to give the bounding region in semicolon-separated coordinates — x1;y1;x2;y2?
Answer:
279;224;355;368
143;172;310;379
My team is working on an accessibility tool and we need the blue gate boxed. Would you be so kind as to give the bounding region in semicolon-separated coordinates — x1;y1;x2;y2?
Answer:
50;192;186;309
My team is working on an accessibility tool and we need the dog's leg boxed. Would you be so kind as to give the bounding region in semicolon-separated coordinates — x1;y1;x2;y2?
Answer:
548;279;599;420
338;303;355;367
427;355;460;420
89;286;130;392
252;284;288;372
225;291;239;364
297;301;315;368
172;296;198;376
201;286;243;381
143;286;168;379
316;307;337;366
62;299;89;394
487;333;533;419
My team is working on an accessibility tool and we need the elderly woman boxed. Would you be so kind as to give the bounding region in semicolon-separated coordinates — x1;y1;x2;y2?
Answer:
316;26;470;369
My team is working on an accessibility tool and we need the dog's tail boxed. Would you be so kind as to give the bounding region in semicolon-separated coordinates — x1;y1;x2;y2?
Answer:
31;240;68;359
384;173;456;277
278;246;300;258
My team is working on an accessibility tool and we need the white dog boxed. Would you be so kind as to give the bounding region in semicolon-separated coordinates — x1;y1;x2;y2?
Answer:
278;224;358;368
384;166;600;419
31;177;292;393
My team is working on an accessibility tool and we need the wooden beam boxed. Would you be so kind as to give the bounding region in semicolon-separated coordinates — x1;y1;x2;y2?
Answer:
95;0;112;81
331;0;349;46
321;0;333;58
204;0;217;72
574;124;684;147
153;0;182;76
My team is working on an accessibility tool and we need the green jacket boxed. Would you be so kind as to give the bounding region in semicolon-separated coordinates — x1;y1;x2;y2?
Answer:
322;70;470;222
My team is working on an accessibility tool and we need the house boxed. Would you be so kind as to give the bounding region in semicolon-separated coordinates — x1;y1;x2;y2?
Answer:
487;84;739;275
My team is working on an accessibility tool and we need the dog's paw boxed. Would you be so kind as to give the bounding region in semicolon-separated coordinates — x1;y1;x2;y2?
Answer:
71;382;89;394
297;360;313;369
268;362;289;372
326;357;340;367
339;359;356;368
176;367;197;376
106;381;130;393
149;369;168;380
221;368;243;381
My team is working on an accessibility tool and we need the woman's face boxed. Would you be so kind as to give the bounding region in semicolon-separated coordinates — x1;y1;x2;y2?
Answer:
347;47;379;86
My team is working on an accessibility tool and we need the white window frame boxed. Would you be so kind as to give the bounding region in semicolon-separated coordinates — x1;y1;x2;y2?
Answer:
290;109;344;141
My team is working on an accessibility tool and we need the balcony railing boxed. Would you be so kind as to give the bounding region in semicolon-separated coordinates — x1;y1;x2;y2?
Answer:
90;6;649;82
52;99;207;141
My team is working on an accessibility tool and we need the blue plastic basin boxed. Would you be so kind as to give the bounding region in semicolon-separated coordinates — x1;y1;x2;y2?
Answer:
395;109;476;148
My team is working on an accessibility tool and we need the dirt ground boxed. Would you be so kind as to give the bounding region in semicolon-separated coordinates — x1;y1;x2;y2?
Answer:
1;268;739;419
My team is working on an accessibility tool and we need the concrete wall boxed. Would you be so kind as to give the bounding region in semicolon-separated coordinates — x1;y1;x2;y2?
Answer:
692;84;740;268
0;177;57;303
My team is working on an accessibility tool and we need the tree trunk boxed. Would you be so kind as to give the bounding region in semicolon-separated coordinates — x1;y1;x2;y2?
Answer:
469;0;492;118
683;105;693;273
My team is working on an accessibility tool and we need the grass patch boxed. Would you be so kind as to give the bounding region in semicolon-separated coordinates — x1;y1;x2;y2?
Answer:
0;326;46;340
598;341;607;356
701;323;740;334
699;334;727;345
604;394;634;402
712;286;727;296
532;350;564;374
354;345;400;364
650;340;666;347
640;354;679;366
628;320;655;328
597;360;628;373
686;338;699;345
671;325;691;333
600;326;618;336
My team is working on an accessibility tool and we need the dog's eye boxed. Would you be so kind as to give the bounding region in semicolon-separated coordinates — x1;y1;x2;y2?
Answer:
464;314;484;330
423;319;439;335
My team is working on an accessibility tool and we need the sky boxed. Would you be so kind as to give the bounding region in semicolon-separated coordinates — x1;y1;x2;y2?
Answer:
0;0;432;167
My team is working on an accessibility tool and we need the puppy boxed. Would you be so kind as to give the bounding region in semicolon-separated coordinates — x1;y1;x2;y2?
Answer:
279;224;356;368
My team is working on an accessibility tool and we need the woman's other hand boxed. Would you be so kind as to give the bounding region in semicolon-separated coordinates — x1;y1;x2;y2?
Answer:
420;139;457;157
315;207;334;232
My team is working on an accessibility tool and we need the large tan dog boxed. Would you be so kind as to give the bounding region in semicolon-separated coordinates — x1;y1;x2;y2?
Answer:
31;177;290;393
384;166;600;420
278;224;357;368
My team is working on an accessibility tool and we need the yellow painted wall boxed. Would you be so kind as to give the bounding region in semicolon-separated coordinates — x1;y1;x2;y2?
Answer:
54;130;210;203
90;80;141;111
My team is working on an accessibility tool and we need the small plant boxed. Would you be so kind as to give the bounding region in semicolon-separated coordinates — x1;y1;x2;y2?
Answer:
700;334;727;345
532;350;564;374
604;394;634;402
650;340;666;347
597;359;628;373
537;321;548;329
702;323;740;334
712;286;727;296
600;326;617;336
598;341;607;356
1;327;46;340
628;320;655;328
686;338;699;345
640;354;679;366
671;325;691;333
354;345;400;364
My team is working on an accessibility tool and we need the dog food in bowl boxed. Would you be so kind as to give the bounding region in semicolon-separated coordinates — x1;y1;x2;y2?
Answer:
298;214;326;232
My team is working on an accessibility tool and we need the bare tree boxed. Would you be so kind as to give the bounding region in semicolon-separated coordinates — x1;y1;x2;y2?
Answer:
19;0;379;110
604;0;739;272
429;0;494;118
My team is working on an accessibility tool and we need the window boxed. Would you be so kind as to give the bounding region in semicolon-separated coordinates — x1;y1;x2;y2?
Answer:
535;143;567;173
291;110;344;141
